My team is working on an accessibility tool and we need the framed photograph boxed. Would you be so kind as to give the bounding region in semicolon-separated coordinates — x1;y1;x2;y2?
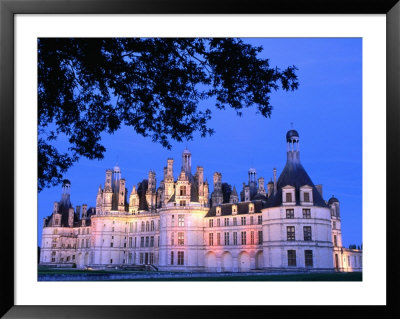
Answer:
1;0;398;317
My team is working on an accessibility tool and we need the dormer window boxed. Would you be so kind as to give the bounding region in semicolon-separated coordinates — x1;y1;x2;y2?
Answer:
249;203;254;213
180;186;186;196
232;204;238;215
216;206;222;216
300;185;313;205
282;186;295;205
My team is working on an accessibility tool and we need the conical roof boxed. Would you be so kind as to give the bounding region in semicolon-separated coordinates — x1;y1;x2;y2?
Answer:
264;157;327;208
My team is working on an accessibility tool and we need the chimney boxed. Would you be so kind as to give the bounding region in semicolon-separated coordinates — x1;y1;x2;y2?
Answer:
76;205;81;219
273;168;277;195
68;208;74;227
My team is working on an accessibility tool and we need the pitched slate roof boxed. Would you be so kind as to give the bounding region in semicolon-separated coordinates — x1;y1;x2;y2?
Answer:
137;179;149;211
205;201;263;217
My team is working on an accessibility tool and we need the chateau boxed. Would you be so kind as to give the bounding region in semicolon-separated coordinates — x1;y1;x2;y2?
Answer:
40;130;362;272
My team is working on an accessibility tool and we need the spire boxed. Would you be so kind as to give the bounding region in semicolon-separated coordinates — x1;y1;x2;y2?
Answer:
232;185;238;196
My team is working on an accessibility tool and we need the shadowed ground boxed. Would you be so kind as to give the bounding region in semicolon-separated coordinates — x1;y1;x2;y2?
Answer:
38;268;362;281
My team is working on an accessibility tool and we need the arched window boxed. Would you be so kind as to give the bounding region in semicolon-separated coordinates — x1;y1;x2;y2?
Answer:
146;221;150;232
141;221;145;232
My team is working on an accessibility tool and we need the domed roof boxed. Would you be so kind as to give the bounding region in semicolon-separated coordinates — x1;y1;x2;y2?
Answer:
183;148;191;154
286;129;299;141
267;179;274;185
248;167;256;173
113;164;121;172
62;179;71;185
328;196;339;204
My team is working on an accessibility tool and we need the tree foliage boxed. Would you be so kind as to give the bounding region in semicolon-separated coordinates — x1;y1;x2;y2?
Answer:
38;38;298;191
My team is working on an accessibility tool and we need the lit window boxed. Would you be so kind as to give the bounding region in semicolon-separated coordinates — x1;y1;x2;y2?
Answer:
209;233;214;246
286;209;294;219
178;215;184;227
249;203;254;213
178;232;184;246
287;226;295;241
287;250;296;266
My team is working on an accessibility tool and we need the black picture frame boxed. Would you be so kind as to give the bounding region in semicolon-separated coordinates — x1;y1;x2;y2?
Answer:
1;0;399;317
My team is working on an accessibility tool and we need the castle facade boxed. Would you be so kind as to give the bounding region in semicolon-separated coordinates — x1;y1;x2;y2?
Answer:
40;130;362;272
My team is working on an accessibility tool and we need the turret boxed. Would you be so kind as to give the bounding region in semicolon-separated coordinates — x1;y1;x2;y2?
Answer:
211;172;223;206
146;171;157;211
60;179;71;206
129;185;139;214
118;179;126;212
103;169;113;211
230;186;239;203
95;185;102;213
257;177;266;196
164;158;175;205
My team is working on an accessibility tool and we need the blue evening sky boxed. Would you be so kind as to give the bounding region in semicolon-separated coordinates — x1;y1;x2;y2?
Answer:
38;38;362;248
